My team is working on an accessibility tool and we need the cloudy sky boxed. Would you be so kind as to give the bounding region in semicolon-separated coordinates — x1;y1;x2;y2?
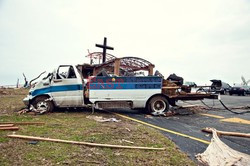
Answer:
0;0;250;86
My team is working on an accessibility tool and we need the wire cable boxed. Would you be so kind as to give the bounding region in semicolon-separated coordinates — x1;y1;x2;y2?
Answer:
218;99;250;114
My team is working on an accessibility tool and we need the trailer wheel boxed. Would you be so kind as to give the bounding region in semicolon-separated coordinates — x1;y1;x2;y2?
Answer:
147;96;169;115
32;96;54;113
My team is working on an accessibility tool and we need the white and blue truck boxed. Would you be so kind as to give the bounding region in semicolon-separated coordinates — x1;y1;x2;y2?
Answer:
23;62;217;115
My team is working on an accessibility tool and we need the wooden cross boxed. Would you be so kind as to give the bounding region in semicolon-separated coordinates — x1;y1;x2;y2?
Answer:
95;37;114;63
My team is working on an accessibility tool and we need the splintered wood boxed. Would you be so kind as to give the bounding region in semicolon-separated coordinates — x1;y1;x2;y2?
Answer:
196;128;250;166
202;127;250;138
7;134;165;150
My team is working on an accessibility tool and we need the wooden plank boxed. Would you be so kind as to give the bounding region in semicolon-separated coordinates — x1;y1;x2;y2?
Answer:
0;124;14;127
8;134;165;150
114;58;121;76
202;127;250;138
148;64;154;76
0;127;19;130
0;122;45;125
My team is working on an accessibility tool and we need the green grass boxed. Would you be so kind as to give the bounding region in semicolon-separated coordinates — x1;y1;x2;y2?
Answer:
0;88;195;165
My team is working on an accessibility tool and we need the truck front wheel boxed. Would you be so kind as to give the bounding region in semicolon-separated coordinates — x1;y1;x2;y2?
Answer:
147;96;169;115
32;96;54;113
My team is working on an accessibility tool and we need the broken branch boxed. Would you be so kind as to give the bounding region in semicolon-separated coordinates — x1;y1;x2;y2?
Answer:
8;134;165;150
202;127;250;138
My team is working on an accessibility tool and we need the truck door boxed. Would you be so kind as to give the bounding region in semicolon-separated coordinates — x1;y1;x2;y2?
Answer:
51;65;84;107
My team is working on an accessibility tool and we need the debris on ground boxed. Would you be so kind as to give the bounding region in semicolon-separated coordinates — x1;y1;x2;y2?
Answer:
86;115;121;122
0;124;14;127
28;141;39;145
17;104;50;115
202;127;250;138
125;127;131;132
144;114;153;119
183;105;210;114
29;104;47;114
196;128;250;166
0;126;19;130
121;139;134;144
8;134;165;150
17;108;29;115
163;110;176;117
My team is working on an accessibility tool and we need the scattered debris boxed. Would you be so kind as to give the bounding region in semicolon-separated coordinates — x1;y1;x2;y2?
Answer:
125;127;131;132
184;105;210;114
144;114;153;119
202;127;250;138
8;134;165;150
86;115;121;122
0;127;19;130
29;105;47;114
196;128;250;166
17;108;29;115
0;124;14;127
163;111;176;117
28;141;39;145
17;104;48;115
121;139;134;144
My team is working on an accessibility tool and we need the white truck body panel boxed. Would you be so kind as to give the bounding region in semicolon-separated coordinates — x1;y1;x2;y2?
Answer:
90;89;161;108
88;76;162;108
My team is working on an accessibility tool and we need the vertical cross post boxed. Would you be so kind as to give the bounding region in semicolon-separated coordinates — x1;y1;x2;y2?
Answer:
95;37;114;63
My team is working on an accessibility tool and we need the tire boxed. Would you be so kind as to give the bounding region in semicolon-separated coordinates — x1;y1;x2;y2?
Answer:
147;96;169;115
32;96;54;113
243;91;246;96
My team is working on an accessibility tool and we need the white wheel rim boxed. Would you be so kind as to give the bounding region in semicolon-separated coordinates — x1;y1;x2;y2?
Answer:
151;99;166;115
37;101;49;111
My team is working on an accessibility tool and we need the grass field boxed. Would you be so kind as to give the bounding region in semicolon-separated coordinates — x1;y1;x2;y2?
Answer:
0;88;194;165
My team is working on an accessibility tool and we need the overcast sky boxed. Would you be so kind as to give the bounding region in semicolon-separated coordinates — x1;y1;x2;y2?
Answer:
0;0;250;86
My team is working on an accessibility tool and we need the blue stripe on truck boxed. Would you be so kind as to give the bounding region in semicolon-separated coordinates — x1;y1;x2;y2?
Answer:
31;84;83;96
89;76;162;90
31;76;162;96
89;82;162;90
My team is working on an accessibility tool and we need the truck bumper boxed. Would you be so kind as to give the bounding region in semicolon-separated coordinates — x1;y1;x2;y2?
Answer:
23;95;31;106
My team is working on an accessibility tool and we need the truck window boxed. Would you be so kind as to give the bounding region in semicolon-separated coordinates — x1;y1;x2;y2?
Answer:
57;66;76;79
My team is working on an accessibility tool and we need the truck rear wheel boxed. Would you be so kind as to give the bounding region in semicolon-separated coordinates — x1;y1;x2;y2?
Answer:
32;96;54;113
147;96;169;115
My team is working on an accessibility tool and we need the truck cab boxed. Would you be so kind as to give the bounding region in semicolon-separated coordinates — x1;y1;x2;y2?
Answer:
24;65;85;112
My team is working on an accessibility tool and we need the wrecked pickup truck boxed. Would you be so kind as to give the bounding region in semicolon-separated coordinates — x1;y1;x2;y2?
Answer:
23;56;218;115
